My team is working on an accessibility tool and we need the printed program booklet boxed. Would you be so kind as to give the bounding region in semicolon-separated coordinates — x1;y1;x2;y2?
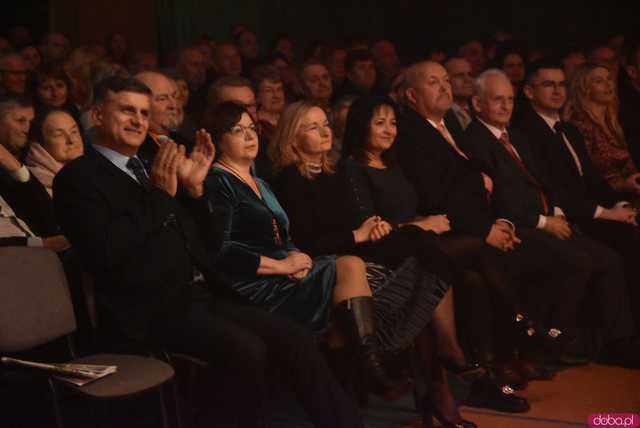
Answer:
1;356;117;386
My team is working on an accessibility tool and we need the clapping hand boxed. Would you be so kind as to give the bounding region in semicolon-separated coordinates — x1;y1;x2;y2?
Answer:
177;129;216;197
150;141;181;196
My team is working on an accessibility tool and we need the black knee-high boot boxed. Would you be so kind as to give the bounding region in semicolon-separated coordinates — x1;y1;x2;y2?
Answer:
333;296;407;398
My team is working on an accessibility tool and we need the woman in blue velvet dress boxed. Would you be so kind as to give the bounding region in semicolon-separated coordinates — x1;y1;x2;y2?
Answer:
203;101;404;396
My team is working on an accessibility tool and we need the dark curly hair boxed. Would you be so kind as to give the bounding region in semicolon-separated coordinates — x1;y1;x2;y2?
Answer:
342;95;399;167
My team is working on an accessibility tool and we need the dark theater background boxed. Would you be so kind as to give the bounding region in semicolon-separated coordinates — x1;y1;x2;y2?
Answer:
4;0;640;60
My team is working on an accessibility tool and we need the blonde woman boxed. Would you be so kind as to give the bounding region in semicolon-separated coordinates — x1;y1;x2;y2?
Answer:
565;63;640;195
203;101;406;399
270;100;494;428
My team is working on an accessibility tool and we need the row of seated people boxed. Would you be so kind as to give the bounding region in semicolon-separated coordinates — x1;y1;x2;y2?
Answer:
2;29;640;165
0;60;639;427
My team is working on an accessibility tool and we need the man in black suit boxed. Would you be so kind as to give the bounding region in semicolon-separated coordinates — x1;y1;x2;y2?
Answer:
514;60;640;333
462;68;638;368
396;60;538;406
53;76;364;428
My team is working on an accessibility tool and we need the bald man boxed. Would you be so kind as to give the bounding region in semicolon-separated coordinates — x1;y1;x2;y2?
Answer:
134;72;194;169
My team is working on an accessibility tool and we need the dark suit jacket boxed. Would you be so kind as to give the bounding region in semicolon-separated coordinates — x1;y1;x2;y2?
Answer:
461;119;557;229
395;108;494;239
0;172;59;237
53;146;231;341
512;104;618;224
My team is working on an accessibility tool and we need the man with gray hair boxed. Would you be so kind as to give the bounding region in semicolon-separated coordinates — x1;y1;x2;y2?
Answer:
395;60;533;411
462;68;639;368
134;71;194;170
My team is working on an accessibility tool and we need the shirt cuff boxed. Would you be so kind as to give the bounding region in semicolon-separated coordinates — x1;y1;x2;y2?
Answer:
10;165;30;183
615;201;631;208
553;206;565;217
27;237;43;247
594;205;605;219
537;215;547;229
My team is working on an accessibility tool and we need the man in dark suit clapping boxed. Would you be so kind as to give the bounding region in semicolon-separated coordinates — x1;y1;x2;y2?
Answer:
53;76;364;428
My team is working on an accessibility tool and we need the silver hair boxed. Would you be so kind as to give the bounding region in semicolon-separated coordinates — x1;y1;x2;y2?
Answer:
473;68;511;100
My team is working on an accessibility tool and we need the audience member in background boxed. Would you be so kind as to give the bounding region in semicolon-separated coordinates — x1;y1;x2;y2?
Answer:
0;53;29;98
134;71;193;169
204;101;405;399
371;39;401;90
106;33;129;66
331;95;357;154
388;72;405;104
565;63;640;197
458;39;487;77
65;47;98;109
177;46;209;124
323;45;347;87
236;29;260;74
463;69;638;368
516;60;640;333
267;52;297;100
7;26;33;50
0;38;12;55
212;42;243;79
26;109;84;195
0;97;67;248
129;51;158;74
334;49;378;100
561;47;586;81
618;42;640;166
53;77;364;428
161;68;198;143
299;60;333;110
40;32;70;65
253;65;286;141
273;33;295;63
30;64;81;122
493;47;527;117
588;43;621;83
445;57;474;130
20;45;41;71
496;48;526;91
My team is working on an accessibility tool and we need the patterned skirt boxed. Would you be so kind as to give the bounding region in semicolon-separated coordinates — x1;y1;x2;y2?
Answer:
367;257;450;352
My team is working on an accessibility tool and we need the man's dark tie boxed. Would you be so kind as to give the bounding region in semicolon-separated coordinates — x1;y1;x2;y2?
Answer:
126;157;152;190
498;132;551;214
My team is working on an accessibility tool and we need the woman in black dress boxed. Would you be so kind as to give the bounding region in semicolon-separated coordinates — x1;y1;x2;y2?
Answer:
269;100;498;427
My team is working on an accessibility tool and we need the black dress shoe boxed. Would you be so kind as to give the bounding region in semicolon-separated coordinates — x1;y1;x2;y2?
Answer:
493;361;528;390
464;375;530;413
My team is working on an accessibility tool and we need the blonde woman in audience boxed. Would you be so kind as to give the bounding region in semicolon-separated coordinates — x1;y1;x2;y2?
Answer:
565;63;640;196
